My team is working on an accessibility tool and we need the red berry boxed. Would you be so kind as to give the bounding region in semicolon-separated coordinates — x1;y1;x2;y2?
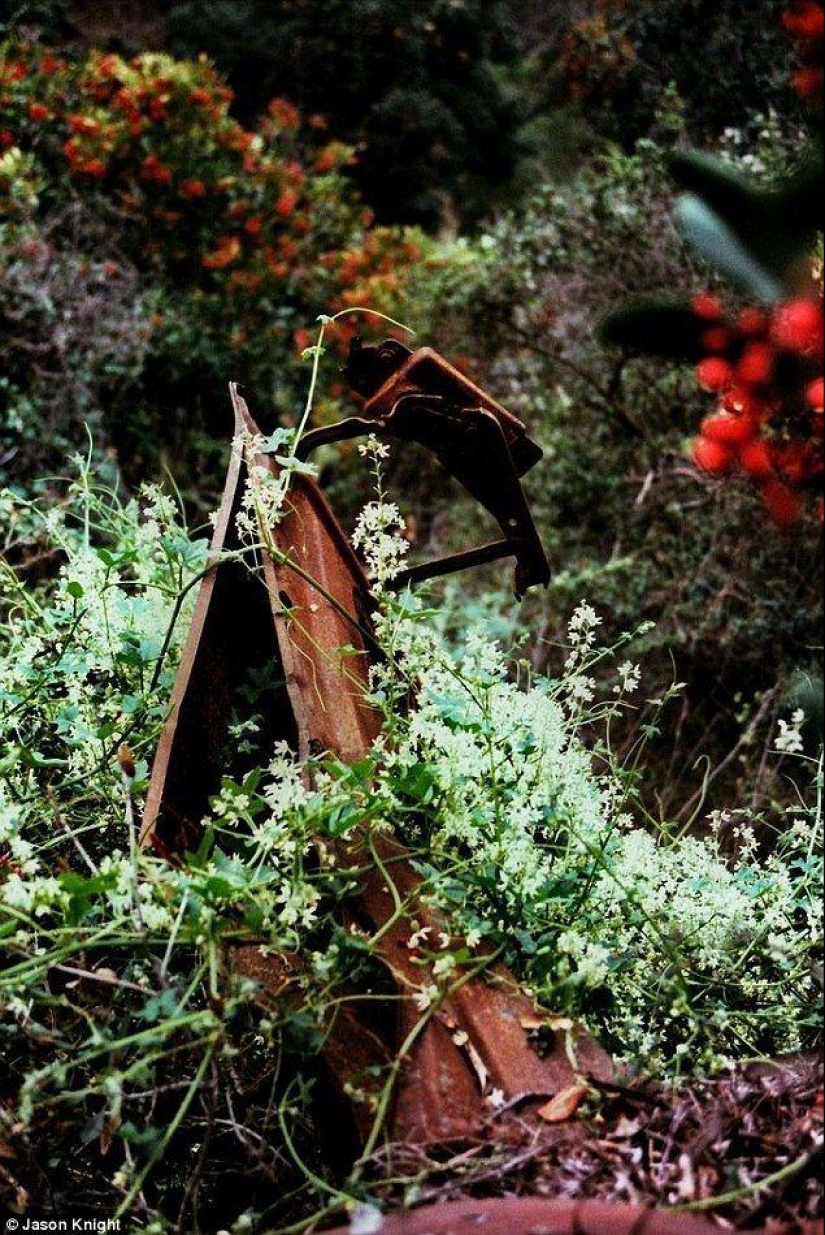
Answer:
761;479;802;529
700;412;756;447
692;437;734;475
806;376;825;412
784;1;825;40
740;439;775;479
696;357;733;393
721;388;766;420
737;342;775;388
793;66;824;97
701;326;731;353
771;299;824;356
692;293;724;321
773;442;809;484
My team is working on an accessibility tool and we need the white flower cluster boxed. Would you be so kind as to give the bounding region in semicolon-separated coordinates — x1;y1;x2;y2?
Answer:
350;436;409;595
365;588;823;1074
0;478;204;938
776;709;807;756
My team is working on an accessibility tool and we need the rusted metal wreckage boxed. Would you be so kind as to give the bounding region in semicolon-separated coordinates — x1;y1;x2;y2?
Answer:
140;341;607;1143
137;345;778;1233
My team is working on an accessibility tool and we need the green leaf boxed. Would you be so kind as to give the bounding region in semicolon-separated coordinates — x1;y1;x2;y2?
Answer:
670;144;823;279
676;195;784;304
599;298;706;362
396;762;437;804
141;987;180;1024
325;801;363;838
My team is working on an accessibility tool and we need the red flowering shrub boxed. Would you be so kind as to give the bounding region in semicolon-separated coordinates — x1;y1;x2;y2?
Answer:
0;44;413;303
0;40;424;490
559;2;638;109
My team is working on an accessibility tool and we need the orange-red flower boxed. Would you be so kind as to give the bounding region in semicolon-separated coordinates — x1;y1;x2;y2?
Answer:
140;153;173;185
268;98;301;130
276;189;299;218
202;235;242;269
68;114;100;136
315;145;339;174
81;157;107;178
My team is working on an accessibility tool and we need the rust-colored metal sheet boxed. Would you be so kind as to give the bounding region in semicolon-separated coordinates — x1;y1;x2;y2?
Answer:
140;385;380;852
141;382;611;1155
348;341;543;477
139;392;299;853
351;833;613;1145
322;1198;738;1235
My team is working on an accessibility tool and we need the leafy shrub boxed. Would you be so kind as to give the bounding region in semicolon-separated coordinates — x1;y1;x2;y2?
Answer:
558;0;798;145
0;39;425;496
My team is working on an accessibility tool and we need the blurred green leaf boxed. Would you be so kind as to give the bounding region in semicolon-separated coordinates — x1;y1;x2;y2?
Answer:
670;145;824;282
676;195;785;303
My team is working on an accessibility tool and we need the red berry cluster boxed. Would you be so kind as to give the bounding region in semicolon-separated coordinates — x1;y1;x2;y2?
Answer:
784;1;824;99
691;294;824;528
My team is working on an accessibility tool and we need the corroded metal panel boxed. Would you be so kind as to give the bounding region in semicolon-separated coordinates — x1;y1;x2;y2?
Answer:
324;1198;731;1235
141;381;606;1153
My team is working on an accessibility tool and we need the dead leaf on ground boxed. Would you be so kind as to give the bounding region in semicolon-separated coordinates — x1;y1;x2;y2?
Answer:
537;1081;590;1124
100;1113;121;1157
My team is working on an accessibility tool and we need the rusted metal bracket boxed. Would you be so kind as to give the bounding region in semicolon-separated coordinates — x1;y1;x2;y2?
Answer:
141;380;601;1157
296;339;551;598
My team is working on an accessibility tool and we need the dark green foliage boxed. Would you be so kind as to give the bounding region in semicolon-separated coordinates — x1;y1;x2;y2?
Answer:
0;0;72;38
566;0;799;145
166;0;521;227
670;145;825;284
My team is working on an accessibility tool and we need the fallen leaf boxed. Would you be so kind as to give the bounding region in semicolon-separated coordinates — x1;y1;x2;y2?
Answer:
537;1082;589;1124
100;1113;121;1157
